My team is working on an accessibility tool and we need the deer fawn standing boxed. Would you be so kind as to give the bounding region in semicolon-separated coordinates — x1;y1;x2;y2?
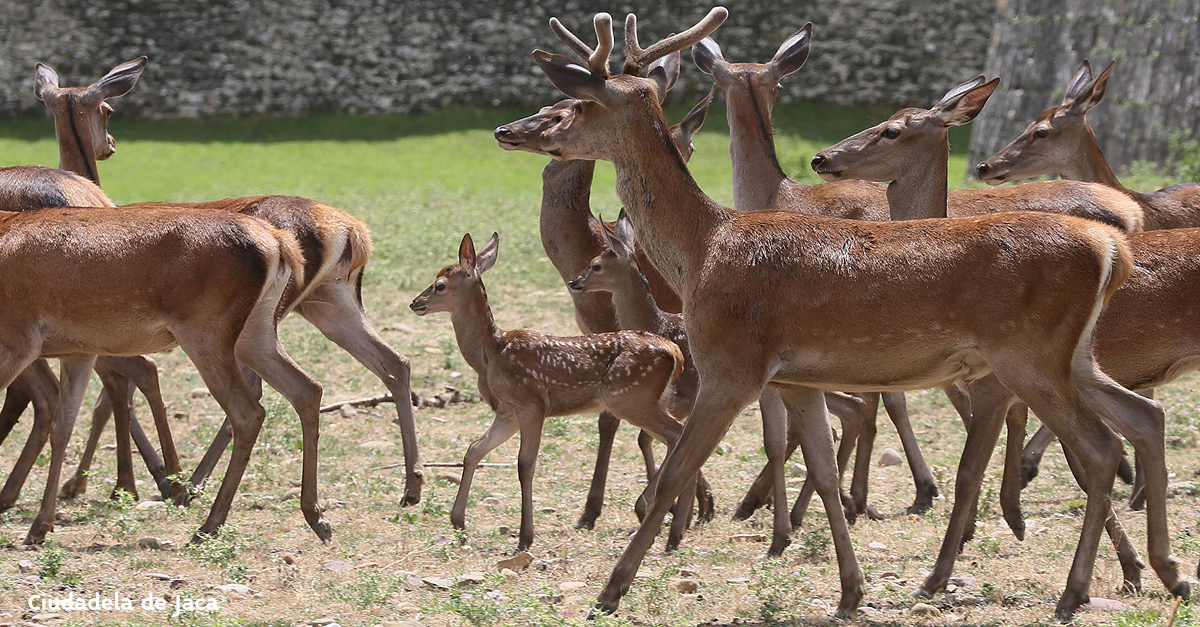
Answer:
496;53;715;529
501;8;1187;617
410;233;705;552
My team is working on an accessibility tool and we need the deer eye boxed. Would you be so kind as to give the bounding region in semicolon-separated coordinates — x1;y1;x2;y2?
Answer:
554;114;565;123
592;263;601;272
435;282;446;292
882;127;901;139
1034;128;1049;139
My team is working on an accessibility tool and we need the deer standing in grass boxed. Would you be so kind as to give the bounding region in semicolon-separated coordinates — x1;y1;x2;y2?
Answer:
0;205;334;546
694;25;1144;525
811;75;1197;599
500;7;1188;618
11;57;424;510
496;51;715;529
977;60;1200;504
410;233;704;552
0;58;183;508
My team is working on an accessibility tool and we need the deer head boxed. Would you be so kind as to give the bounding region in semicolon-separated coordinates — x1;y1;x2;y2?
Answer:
811;76;999;183
33;57;148;165
692;23;812;119
975;61;1114;184
568;212;639;293
495;8;727;163
410;233;499;316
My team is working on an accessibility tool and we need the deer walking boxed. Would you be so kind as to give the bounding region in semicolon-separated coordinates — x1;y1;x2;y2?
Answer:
499;8;1187;618
977;60;1200;505
7;57;424;510
695;24;1146;525
410;233;705;552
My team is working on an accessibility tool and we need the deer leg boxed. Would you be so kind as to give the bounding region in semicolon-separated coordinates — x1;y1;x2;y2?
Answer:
27;355;96;545
734;415;800;521
452;410;518;532
637;429;656;479
1126;389;1153;510
515;408;546;553
59;387;113;500
879;392;939;516
100;372;139;501
789;391;862;527
128;413;170;500
596;377;761;615
578;411;621;530
1077;375;1186;605
1020;424;1056;489
999;403;1030;540
1060;441;1144;593
186;417;231;503
943;380;973;430
848;392;881;521
113;355;181;499
779;385;863;617
759;387;792;557
296;285;421;506
0;361;58;511
0;378;34;446
917;374;1013;597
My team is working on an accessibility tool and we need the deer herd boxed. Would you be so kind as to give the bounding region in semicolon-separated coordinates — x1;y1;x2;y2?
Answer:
1;5;1199;621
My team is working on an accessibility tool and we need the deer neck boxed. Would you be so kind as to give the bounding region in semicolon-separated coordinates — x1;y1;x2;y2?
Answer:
610;263;669;333
450;283;502;375
725;84;789;211
609;112;732;292
1059;121;1127;192
540;159;602;282
54;93;101;186
885;141;949;220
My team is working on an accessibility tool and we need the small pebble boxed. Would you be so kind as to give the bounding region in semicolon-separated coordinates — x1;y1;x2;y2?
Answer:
669;578;700;594
909;602;941;617
135;537;162;550
190;387;211;398
878;448;903;467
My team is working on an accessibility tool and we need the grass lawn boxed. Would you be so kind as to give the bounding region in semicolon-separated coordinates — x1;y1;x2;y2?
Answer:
0;101;1197;627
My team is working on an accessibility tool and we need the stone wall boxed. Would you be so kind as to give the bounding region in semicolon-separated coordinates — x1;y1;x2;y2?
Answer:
0;0;995;118
968;0;1200;171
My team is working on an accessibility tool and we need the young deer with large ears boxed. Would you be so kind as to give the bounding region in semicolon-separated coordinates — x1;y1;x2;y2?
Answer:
812;76;1192;603
497;52;715;530
409;233;705;553
23;57;424;509
977;60;1200;231
504;8;1187;617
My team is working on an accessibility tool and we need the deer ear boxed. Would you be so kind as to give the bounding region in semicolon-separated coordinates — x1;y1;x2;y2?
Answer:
458;233;477;274
931;77;999;127
476;232;500;275
691;37;725;77
767;23;812;81
93;56;147;99
600;217;631;258
614;210;637;253
33;63;60;102
677;85;714;144
1066;60;1112;116
534;50;611;103
646;51;681;103
1062;60;1094;104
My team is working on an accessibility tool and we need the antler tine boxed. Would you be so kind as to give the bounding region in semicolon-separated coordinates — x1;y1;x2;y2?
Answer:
590;13;614;76
548;12;613;76
621;6;728;75
549;16;595;60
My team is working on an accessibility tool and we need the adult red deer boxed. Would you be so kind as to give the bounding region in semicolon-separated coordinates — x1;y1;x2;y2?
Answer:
0;206;334;546
13;57;424;510
694;25;1145;525
498;8;1187;618
976;60;1200;502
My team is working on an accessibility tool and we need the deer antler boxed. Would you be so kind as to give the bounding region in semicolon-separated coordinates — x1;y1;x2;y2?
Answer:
622;7;728;75
549;12;614;76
